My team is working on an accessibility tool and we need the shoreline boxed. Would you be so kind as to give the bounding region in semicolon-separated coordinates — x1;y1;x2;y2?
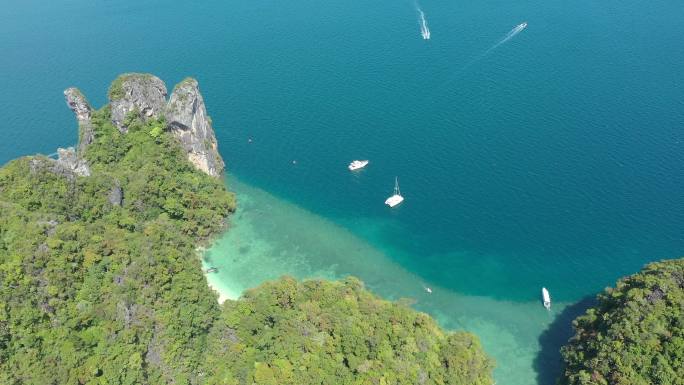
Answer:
197;246;240;303
202;176;556;385
205;272;239;303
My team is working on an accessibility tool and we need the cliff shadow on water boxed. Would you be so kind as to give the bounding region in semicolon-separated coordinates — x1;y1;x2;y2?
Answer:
533;296;596;385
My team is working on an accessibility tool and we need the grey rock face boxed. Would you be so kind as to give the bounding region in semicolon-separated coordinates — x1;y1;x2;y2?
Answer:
109;74;167;133
165;78;224;177
64;87;94;156
56;147;90;177
29;158;73;180
108;182;123;206
64;88;91;123
59;74;225;179
28;150;88;181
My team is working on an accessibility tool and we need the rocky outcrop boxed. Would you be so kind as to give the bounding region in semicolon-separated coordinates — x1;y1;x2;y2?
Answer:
56;87;93;177
109;74;167;133
55;147;90;177
64;88;94;157
64;88;91;123
107;182;123;206
29;158;72;180
28;148;89;180
63;74;224;178
165;78;224;177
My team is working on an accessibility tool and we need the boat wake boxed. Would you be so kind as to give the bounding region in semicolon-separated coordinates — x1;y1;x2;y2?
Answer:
453;22;528;74
484;22;527;54
422;21;529;101
416;5;431;40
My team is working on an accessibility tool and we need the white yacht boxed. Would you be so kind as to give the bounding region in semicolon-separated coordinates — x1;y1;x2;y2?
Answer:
348;160;369;171
385;177;404;207
542;287;551;309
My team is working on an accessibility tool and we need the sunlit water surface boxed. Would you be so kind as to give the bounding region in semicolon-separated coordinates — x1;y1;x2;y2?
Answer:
1;0;683;383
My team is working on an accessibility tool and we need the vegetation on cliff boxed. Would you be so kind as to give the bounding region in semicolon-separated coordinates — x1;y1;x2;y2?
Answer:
560;259;684;385
108;73;156;101
0;76;493;385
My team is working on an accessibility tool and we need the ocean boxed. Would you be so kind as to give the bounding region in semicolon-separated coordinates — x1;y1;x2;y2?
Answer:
2;0;683;383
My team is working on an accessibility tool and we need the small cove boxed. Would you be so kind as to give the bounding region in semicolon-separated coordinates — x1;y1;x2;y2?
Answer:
204;176;582;385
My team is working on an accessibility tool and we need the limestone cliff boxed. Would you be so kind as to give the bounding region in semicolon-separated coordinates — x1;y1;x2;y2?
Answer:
57;87;92;176
108;74;167;133
62;74;224;178
55;147;90;177
165;78;224;177
32;147;89;179
64;87;94;157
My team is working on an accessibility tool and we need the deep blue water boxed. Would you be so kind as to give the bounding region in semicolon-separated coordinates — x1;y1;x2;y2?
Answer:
2;0;683;382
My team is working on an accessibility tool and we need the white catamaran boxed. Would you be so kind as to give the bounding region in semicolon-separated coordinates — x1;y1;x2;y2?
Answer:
542;287;551;309
385;177;404;207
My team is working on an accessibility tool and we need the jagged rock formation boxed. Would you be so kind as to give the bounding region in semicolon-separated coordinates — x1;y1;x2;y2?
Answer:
55;147;90;177
64;87;94;159
54;88;92;177
61;74;224;178
28;148;89;180
29;157;72;180
64;88;91;123
109;74;167;133
165;78;224;177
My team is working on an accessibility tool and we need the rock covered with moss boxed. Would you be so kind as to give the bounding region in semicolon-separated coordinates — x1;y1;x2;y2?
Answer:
560;258;684;385
101;73;224;177
55;146;90;176
108;73;168;133
166;78;224;177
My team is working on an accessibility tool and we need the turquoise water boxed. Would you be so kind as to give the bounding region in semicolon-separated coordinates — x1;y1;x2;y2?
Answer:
203;177;584;384
2;0;683;383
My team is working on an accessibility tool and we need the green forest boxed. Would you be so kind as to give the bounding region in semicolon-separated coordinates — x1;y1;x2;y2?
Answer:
204;276;493;385
0;82;494;385
560;259;684;385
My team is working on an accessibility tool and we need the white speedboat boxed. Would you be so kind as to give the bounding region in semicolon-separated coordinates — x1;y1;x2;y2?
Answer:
519;22;528;29
348;160;369;171
385;177;404;207
542;287;551;309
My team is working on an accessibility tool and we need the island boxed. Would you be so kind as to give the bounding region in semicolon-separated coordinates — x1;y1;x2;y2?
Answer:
0;74;494;385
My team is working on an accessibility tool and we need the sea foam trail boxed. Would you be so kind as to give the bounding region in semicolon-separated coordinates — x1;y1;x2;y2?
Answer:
460;22;528;70
483;22;527;54
430;22;527;98
416;5;430;40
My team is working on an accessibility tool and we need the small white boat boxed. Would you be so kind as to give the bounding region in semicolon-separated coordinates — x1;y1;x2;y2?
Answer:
385;177;404;207
348;160;369;171
519;22;528;29
542;287;551;309
425;286;432;294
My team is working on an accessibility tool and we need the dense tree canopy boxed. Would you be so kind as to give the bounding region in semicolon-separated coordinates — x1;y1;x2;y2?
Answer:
560;259;684;385
0;80;493;385
0;106;235;385
203;277;493;385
